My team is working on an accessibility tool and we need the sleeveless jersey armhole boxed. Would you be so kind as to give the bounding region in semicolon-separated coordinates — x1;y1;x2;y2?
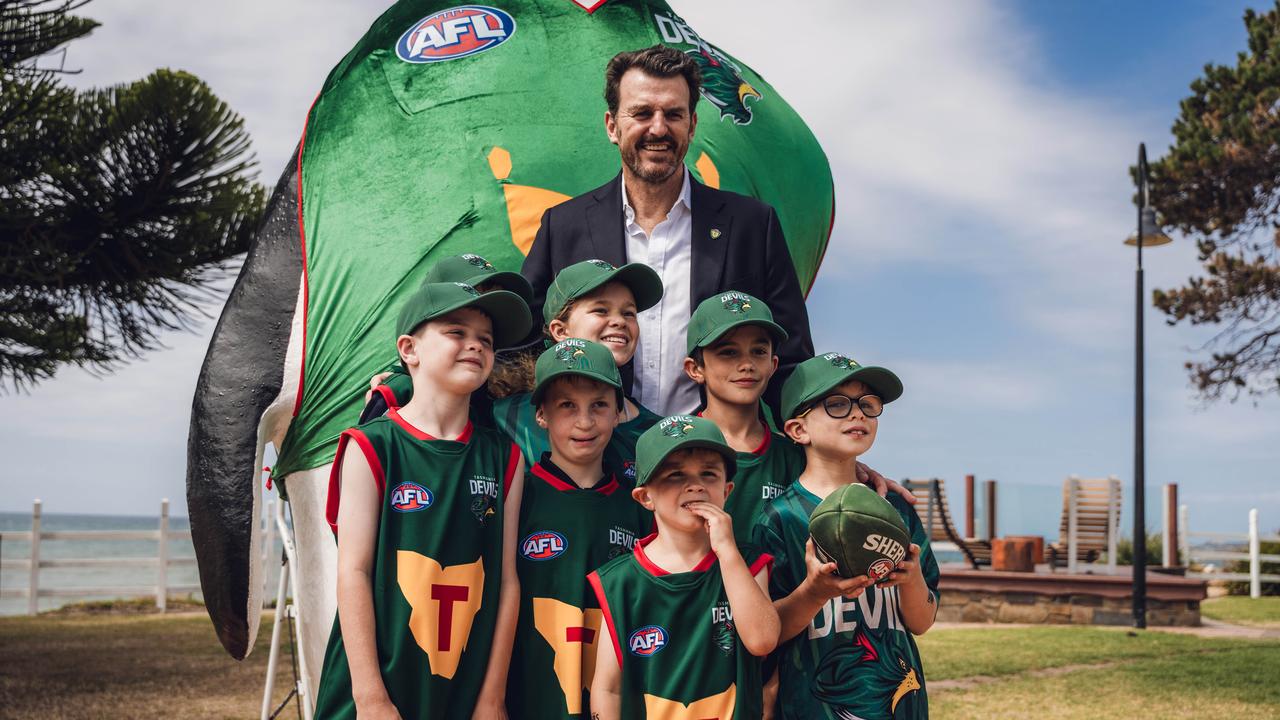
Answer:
749;553;774;584
325;428;385;534
587;570;623;668
502;441;521;496
372;383;399;410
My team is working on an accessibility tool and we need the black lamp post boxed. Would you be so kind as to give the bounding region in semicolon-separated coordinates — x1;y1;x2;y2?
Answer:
1124;142;1171;629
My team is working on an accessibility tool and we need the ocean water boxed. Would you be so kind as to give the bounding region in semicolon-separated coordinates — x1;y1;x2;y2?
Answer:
0;511;283;616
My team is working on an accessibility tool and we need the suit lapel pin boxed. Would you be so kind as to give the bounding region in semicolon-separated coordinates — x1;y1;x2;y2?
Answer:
710;228;722;239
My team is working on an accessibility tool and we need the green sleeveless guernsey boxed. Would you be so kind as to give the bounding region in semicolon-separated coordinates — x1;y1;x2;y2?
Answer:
753;483;940;720
507;458;654;718
719;428;806;546
492;391;659;470
313;408;521;720
588;534;773;720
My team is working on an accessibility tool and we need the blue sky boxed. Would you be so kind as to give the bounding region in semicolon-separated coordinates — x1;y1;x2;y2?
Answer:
1;0;1276;540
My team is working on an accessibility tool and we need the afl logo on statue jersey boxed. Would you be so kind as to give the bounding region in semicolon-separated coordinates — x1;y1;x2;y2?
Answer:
390;482;433;512
520;531;567;561
396;6;517;64
628;625;668;656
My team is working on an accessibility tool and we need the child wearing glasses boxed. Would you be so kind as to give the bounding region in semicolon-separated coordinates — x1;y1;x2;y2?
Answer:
752;353;940;720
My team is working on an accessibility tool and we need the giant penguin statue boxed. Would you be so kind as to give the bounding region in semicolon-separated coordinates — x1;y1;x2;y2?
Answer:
186;0;834;695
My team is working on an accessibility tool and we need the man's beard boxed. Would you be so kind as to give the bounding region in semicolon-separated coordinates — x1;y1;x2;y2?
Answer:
620;136;686;185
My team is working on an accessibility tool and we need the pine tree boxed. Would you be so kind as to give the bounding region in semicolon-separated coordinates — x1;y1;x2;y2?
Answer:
1148;2;1280;401
0;0;266;389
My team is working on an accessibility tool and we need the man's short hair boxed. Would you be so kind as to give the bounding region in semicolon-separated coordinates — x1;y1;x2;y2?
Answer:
604;45;702;114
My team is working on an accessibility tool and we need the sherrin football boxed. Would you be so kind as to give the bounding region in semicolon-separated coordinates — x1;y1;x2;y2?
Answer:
808;483;911;582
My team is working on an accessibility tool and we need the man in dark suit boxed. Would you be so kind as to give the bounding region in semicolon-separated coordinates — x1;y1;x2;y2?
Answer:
522;45;813;422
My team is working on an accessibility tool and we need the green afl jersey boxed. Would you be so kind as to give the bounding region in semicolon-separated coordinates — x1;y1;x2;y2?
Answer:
508;457;653;718
588;535;773;720
721;429;806;546
752;483;940;720
492;391;659;470
313;408;522;720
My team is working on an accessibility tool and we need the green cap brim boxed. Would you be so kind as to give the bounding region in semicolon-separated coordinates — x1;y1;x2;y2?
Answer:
788;365;904;419
467;269;534;303
408;289;532;349
687;317;789;356
530;366;622;406
544;263;665;323
637;439;737;487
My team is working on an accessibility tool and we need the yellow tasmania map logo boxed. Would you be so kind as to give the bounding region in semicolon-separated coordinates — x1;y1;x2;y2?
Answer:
532;597;603;714
644;684;737;719
397;552;485;679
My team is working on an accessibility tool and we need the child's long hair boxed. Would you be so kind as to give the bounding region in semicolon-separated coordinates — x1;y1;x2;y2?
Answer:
485;298;582;398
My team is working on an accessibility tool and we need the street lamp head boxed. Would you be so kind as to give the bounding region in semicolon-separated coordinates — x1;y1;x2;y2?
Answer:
1124;207;1172;247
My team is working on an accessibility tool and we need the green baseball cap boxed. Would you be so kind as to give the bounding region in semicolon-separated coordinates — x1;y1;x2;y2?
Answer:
781;352;904;420
543;259;664;324
530;338;623;406
686;291;788;356
395;281;532;349
425;253;534;302
634;415;737;487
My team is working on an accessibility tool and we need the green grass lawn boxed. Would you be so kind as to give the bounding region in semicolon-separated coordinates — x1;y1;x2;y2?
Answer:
1201;595;1280;628
2;609;1278;719
919;626;1280;719
0;608;296;719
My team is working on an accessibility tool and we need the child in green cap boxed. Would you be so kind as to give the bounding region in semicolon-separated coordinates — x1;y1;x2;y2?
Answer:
362;252;535;415
752;353;939;720
314;281;532;720
365;258;666;477
684;291;807;545
506;337;653;719
589;415;779;720
492;258;665;471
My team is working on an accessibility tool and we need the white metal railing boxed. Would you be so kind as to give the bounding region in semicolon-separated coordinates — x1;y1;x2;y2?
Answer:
1;498;201;614
1178;506;1280;598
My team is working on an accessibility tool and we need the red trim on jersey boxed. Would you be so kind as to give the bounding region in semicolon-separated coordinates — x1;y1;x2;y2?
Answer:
750;428;772;456
749;553;774;581
325;429;384;534
291;95;320;417
690;549;719;573
531;462;620;496
587;571;623;668
805;182;836;300
388;407;473;443
570;0;610;13
372;383;399;410
502;443;520;496
633;533;717;576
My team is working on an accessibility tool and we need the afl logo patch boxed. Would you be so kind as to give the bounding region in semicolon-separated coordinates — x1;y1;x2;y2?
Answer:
868;558;895;581
520;531;567;560
390;482;433;512
396;6;516;64
628;625;668;656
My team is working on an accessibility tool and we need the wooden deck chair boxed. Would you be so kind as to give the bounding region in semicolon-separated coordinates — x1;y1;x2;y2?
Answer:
1046;475;1122;573
903;478;991;569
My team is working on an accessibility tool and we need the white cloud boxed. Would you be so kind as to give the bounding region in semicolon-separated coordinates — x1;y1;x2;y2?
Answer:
891;358;1051;412
678;0;1142;350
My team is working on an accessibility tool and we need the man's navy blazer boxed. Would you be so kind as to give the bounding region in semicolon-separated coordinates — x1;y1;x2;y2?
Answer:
521;172;815;421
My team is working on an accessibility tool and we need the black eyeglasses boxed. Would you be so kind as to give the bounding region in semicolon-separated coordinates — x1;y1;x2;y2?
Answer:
797;393;884;420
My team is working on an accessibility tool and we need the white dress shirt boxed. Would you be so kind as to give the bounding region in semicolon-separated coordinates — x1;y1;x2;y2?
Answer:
623;169;699;416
